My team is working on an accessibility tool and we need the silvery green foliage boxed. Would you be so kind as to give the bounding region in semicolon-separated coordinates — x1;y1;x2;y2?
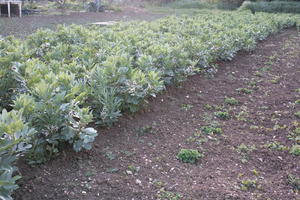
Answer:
0;109;35;200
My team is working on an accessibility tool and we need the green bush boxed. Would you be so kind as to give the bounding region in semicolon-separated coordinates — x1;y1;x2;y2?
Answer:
0;109;35;200
177;149;203;163
239;1;300;13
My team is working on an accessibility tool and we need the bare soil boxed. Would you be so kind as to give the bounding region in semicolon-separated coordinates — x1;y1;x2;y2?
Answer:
0;6;165;38
14;29;300;200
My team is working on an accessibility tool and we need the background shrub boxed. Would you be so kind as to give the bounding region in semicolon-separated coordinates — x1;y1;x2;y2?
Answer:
239;1;300;13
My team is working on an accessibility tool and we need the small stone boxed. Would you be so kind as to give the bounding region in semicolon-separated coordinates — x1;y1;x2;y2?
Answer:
82;191;87;194
135;179;142;186
126;170;133;175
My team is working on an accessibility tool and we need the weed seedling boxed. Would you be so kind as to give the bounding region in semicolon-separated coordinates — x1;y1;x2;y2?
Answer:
214;111;230;120
225;97;240;106
294;111;300;119
137;125;153;136
156;188;181;200
290;145;300;156
240;179;259;191
263;141;288;151
201;126;222;135
177;149;203;164
236;143;256;163
288;174;300;190
181;104;193;111
236;88;253;94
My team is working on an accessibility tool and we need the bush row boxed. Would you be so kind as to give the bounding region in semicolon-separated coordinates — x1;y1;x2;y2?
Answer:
0;11;299;199
239;1;300;13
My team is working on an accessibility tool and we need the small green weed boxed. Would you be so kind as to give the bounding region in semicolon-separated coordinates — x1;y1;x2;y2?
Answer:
288;174;300;190
214;111;230;120
294;111;300;119
156;188;181;200
236;88;253;94
137;125;154;136
263;141;288;151
105;151;116;160
204;104;214;110
225;97;240;106
236;143;256;163
153;180;166;188
181;104;193;111
254;71;263;77
295;99;300;104
289;145;300;156
201;126;222;135
240;179;259;191
177;149;202;164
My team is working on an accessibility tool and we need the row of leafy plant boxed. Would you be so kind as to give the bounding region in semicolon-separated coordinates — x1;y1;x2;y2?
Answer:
239;1;300;13
0;11;299;199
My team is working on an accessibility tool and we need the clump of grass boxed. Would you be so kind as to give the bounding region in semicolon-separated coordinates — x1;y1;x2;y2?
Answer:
236;88;253;94
290;145;300;156
225;97;240;106
240;179;259;191
288;174;300;190
263;141;288;151
294;111;300;119
214;111;230;120
177;149;203;164
201;126;222;135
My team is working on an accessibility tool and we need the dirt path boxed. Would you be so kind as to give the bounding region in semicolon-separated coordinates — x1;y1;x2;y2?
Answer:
14;29;300;200
0;7;165;38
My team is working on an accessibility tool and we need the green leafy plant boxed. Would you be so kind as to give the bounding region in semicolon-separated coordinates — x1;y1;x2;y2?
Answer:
294;111;300;119
177;149;203;164
288;174;300;190
236;88;253;94
0;109;35;200
201;126;222;135
240;179;259;191
225;97;240;105
290;145;300;156
214;111;230;120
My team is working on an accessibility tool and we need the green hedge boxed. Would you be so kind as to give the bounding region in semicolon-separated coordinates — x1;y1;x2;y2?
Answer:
239;1;300;13
0;11;299;199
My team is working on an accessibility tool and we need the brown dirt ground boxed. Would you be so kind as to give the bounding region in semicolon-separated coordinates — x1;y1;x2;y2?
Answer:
0;6;165;38
14;28;300;200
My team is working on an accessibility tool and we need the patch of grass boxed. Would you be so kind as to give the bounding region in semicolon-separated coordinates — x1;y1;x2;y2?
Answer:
153;180;166;188
214;111;230;120
289;145;300;156
254;71;263;77
156;188;181;200
225;97;240;106
204;104;214;110
236;88;253;94
288;174;300;190
181;104;193;111
294;111;300;119
137;125;154;136
201;126;222;135
235;110;249;121
236;143;256;163
177;149;203;164
240;179;259;191
263;141;288;151
295;99;300;104
105;151;116;160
